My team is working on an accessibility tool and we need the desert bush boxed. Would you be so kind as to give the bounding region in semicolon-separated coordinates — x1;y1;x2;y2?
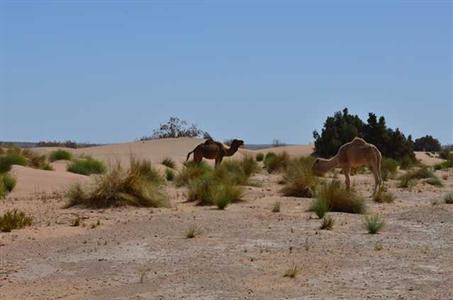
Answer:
1;173;16;193
272;201;281;213
398;167;438;188
143;116;210;139
281;157;317;197
49;149;72;162
66;161;168;208
67;157;106;175
399;155;417;170
444;192;453;204
256;153;264;162
0;209;32;232
214;157;259;186
381;158;398;181
129;158;163;184
320;215;334;230
373;186;395;203
0;153;28;173
263;152;289;173
165;168;175;181
175;161;212;187
364;214;385;234
161;157;176;169
188;176;243;206
311;180;366;215
434;160;453;170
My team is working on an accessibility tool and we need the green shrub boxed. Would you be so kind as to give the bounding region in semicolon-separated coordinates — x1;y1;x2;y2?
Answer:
49;149;72;162
281;157;317;197
320;215;334;230
310;197;329;218
1;173;16;192
399;155;417;170
444;192;453;204
373;186;394;203
0;209;32;232
161;157;176;169
67;157;106;175
256;153;264;162
175;161;212;187
381;158;398;181
263;152;289;173
165;168;175;181
66;160;168;208
364;214;385;234
0;153;28;173
311;180;366;215
398;167;437;188
434;160;453;170
187;176;243;206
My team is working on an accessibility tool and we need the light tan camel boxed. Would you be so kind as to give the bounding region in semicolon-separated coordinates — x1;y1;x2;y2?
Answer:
312;137;383;194
186;139;244;167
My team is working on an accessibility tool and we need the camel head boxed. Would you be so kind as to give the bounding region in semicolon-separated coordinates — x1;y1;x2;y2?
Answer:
312;158;327;176
230;139;244;149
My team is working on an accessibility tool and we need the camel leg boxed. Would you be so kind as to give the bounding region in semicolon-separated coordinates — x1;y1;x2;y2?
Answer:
194;151;203;164
369;163;381;195
215;156;223;168
343;167;351;190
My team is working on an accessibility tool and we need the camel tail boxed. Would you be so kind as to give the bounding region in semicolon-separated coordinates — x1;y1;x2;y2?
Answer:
186;150;194;161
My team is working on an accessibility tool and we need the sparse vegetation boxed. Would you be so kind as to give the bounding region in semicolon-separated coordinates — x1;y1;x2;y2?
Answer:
142;116;210;140
256;153;264;162
444;192;453;204
381;158;398;181
0;209;32;232
281;157;317;197
66;160;168;208
364;214;385;234
175;161;212;187
49;149;73;162
188;176;243;207
424;176;443;187
283;263;300;278
185;224;201;238
310;180;366;215
1;173;16;193
263;152;289;173
272;201;281;213
67;157;106;175
0;152;28;173
373;186;395;203
320;215;334;230
161;157;176;169
165;168;175;181
398;167;439;188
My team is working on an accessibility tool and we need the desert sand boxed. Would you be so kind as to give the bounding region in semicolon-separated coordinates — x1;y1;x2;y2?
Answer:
1;138;452;299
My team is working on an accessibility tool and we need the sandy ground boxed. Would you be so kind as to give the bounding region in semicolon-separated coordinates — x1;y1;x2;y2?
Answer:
1;138;452;299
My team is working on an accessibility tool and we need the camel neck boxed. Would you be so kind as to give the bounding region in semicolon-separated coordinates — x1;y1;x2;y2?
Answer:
225;145;239;156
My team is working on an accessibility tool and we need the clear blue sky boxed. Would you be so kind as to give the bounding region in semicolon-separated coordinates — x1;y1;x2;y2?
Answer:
1;0;452;144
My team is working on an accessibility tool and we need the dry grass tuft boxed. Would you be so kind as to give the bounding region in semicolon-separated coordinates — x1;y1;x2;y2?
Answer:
373;186;395;203
66;159;168;208
0;209;32;232
281;157;317;197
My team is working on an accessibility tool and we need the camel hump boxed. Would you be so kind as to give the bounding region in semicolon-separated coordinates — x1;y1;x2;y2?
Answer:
351;137;367;145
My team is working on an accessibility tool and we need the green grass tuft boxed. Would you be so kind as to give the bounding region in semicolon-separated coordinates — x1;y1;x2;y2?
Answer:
165;168;175;181
66;160;168;208
67;157;106;175
0;209;32;232
373;186;395;203
0;153;28;173
256;153;264;162
398;167;439;188
281;157;317;197
175;161;212;187
364;214;385;234
49;149;72;162
310;180;366;215
263;152;289;173
381;158;398;181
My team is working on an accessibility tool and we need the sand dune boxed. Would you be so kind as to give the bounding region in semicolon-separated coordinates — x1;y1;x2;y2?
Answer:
9;165;88;197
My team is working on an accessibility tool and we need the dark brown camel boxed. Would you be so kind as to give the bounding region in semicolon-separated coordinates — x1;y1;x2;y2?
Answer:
186;139;244;167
